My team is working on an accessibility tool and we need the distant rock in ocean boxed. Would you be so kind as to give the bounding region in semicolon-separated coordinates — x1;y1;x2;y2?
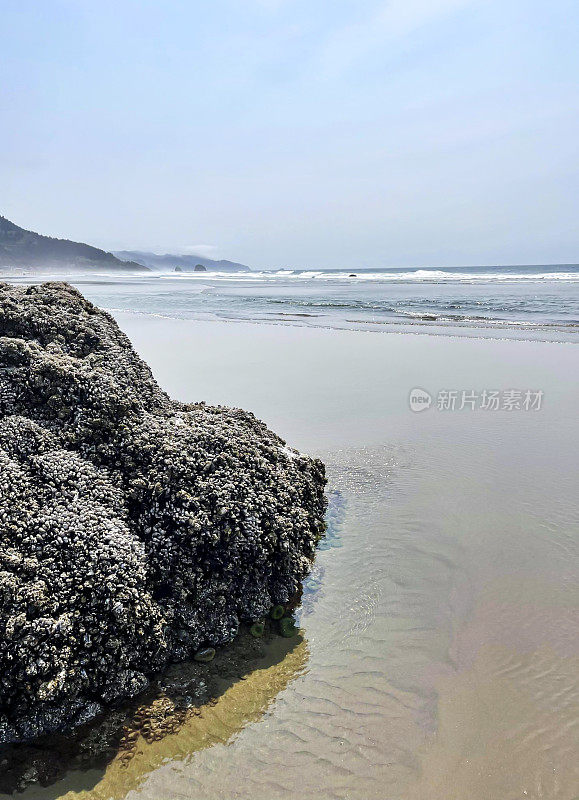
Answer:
0;282;326;744
175;264;208;273
0;216;147;272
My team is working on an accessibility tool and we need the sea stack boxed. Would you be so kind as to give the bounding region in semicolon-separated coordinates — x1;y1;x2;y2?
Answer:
0;282;326;744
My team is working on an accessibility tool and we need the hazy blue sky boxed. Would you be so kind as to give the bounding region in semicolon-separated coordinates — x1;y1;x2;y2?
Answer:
1;0;577;268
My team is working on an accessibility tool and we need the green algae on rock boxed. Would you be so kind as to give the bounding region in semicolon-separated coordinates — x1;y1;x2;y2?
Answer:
0;282;326;745
250;622;265;638
270;604;285;620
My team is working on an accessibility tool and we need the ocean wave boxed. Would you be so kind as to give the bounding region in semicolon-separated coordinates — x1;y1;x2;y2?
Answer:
153;268;579;283
14;264;573;344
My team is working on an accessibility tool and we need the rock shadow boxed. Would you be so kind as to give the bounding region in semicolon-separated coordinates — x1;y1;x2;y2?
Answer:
0;625;308;798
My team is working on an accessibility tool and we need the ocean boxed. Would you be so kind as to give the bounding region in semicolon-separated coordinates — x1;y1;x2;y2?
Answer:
8;263;577;343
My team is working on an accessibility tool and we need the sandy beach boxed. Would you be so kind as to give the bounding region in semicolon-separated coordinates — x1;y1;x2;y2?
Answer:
14;313;577;800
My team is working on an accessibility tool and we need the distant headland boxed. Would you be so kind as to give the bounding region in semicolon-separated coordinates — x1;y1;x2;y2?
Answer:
0;216;147;273
0;216;252;274
113;250;251;273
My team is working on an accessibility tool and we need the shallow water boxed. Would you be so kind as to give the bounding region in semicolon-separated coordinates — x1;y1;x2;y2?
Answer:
8;317;577;800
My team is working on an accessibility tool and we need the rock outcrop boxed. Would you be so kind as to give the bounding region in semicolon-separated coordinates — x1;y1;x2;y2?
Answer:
0;282;326;744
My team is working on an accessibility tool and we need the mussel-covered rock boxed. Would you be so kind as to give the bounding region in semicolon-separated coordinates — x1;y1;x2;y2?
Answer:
0;282;326;743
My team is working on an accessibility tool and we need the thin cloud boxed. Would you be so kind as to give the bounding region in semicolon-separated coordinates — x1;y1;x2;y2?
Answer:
318;0;482;78
180;244;219;258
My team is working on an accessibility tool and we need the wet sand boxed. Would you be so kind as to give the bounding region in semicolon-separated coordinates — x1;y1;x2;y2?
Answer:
7;319;579;800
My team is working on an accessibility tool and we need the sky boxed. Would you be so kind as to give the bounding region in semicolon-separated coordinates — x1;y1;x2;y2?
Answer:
0;0;577;268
